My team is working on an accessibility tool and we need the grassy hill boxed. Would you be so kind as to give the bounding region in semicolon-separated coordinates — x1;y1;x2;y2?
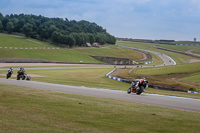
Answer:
72;45;143;60
0;33;56;48
0;33;102;63
0;33;144;63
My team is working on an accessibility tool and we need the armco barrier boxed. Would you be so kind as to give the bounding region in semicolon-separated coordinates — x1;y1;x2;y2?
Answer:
106;69;200;94
188;91;200;94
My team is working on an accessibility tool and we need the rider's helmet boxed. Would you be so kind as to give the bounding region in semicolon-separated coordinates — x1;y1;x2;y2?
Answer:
10;67;13;70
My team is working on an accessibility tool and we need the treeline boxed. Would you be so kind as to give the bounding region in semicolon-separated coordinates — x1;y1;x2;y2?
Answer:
0;13;116;47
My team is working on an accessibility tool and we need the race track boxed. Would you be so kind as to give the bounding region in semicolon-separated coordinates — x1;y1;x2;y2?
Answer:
0;46;199;113
0;78;200;112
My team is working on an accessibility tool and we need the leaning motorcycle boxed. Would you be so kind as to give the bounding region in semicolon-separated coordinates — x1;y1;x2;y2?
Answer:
127;79;148;95
17;71;27;80
6;71;13;79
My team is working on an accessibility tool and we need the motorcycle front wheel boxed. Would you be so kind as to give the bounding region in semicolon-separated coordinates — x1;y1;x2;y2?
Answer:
127;87;131;94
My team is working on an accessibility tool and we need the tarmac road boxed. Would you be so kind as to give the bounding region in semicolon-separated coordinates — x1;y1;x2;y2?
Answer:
0;78;200;112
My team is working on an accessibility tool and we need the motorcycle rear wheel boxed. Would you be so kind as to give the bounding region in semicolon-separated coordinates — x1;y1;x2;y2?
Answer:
17;75;20;80
136;86;144;95
6;74;9;79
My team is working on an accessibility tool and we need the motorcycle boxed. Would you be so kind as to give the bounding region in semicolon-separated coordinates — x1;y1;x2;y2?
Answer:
17;71;27;80
127;78;148;95
6;70;13;79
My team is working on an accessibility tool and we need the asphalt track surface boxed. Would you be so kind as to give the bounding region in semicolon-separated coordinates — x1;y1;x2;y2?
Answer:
117;44;176;66
0;78;200;112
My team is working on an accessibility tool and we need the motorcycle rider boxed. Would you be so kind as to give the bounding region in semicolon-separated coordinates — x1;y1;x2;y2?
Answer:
8;67;13;74
7;67;14;79
131;77;148;92
17;67;27;80
18;67;24;73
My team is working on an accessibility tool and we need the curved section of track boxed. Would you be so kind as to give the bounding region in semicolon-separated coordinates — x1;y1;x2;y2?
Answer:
117;44;176;66
0;78;199;112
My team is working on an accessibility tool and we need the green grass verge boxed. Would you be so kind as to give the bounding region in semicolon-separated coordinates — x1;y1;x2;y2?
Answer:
0;64;115;69
180;74;200;82
0;33;54;47
1;84;200;133
29;68;130;90
72;45;143;60
136;63;200;76
0;49;103;63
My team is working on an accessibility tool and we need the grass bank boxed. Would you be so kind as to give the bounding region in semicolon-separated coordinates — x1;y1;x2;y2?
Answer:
72;45;143;60
0;49;103;63
0;33;55;47
1;84;200;133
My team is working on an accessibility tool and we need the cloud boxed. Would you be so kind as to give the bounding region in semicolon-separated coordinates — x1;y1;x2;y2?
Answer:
0;0;200;40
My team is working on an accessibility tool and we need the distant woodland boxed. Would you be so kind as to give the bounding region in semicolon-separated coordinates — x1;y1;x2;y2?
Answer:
0;13;116;47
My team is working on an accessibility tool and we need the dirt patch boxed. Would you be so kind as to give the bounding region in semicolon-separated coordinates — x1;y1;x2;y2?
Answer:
0;74;45;77
185;49;195;54
109;68;124;77
140;53;147;60
149;83;188;91
189;59;200;63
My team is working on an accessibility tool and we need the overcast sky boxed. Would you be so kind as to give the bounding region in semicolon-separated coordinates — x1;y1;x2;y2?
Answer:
1;0;200;41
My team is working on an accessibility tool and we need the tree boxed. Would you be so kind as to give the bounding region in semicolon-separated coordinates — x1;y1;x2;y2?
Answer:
70;33;82;46
0;13;3;20
0;13;116;45
105;33;116;44
95;33;106;44
2;18;9;30
51;31;60;43
6;22;14;33
0;22;3;32
48;25;58;35
21;23;33;38
87;33;95;44
57;34;65;44
65;35;75;47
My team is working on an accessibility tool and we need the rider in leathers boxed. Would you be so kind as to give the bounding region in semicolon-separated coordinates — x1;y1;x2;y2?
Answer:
131;77;148;92
8;67;13;75
17;67;27;80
